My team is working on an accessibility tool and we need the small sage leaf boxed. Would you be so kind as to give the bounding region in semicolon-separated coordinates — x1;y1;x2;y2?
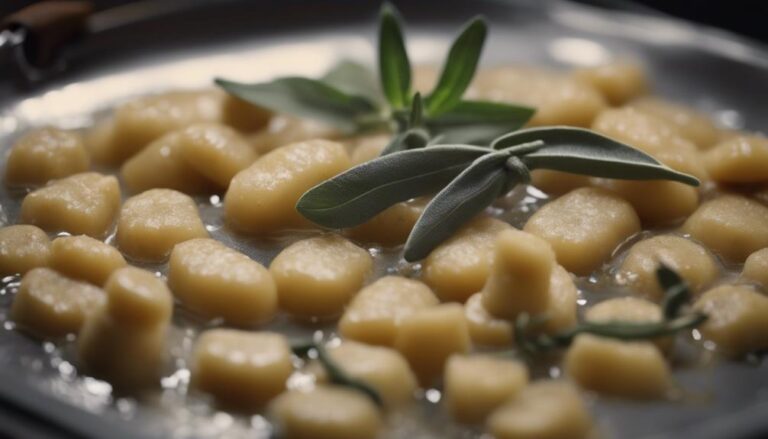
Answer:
426;17;488;115
427;100;535;144
322;60;383;105
404;151;510;261
380;127;430;156
379;3;411;109
297;145;490;228
493;127;700;186
409;92;424;128
215;77;377;133
658;264;691;319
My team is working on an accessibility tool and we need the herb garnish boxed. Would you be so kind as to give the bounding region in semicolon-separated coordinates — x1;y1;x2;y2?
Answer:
297;128;700;261
514;265;708;355
215;3;534;147
290;339;383;406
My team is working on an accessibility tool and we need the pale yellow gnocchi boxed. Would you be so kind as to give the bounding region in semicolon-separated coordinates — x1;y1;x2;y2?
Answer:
524;187;641;275
269;386;381;439
116;189;208;261
339;276;439;346
694;285;768;357
20;172;121;238
11;267;105;338
49;235;127;286
742;248;768;288
225;139;351;233
168;238;277;325
270;234;371;319
0;225;51;276
704;135;768;184
192;329;292;407
5;128;89;187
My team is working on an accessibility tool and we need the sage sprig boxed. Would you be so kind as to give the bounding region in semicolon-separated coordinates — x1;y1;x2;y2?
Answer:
290;339;383;406
215;3;533;144
513;265;708;355
297;126;700;261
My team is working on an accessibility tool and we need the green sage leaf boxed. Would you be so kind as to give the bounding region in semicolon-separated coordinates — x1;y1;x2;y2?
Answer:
427;100;535;144
409;92;424;128
297;145;490;228
404;151;510;261
493;127;700;186
658;264;691;319
426;17;488;115
379;3;411;109
215;77;377;133
322;60;383;105
379;127;430;156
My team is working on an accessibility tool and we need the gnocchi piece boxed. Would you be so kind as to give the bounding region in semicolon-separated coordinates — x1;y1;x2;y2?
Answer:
116;189;208;262
224;139;351;233
586;297;671;352
120;131;213;194
220;94;271;132
694;285;768;357
591;107;696;156
618;235;719;300
5;128;89;187
444;355;529;424
704;135;768;184
480;229;555;319
471;67;607;127
308;341;417;406
524;187;641;275
572;62;649;105
530;170;591;196
345;198;426;246
348;133;390;165
106;90;225;164
629;97;720;149
394;303;471;386
78;267;172;389
177;123;257;188
339;276;439;346
682;195;768;262
464;293;514;347
487;381;593;439
248;115;340;155
742;248;768;288
168;239;277;325
191;329;292;408
564;334;671;399
11;267;105;338
422;217;511;302
49;235;127;286
20;173;121;238
269;386;381;439
0;225;51;276
541;265;579;334
597;179;699;227
270;235;372;319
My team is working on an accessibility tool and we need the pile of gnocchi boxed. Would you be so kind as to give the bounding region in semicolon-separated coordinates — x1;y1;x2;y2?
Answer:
1;61;768;439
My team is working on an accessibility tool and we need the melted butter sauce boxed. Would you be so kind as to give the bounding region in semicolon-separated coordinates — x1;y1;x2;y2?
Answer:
0;89;766;438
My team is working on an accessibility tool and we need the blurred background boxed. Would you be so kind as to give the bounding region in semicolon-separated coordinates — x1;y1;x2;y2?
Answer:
2;0;768;43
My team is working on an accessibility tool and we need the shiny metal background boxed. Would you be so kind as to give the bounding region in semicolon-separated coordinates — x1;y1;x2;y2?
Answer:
0;1;766;438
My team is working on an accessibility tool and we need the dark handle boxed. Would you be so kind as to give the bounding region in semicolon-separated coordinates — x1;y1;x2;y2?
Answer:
2;1;93;69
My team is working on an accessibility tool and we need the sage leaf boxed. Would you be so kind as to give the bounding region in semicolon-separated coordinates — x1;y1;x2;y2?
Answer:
380;128;430;156
409;92;424;128
404;151;510;261
322;60;383;105
657;264;691;319
493;127;700;186
215;77;377;133
426;17;488;115
379;3;411;109
427;100;535;144
297;145;490;228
